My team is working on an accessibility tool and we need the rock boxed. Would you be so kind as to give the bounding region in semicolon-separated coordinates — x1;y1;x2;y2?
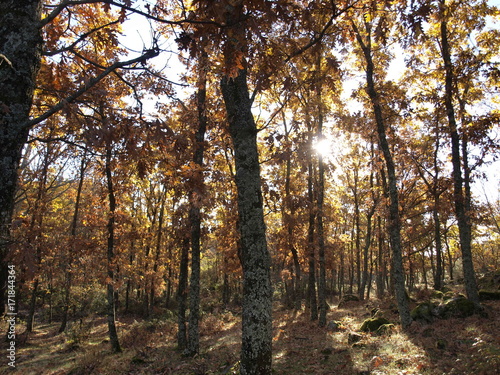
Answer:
478;289;500;301
443;291;455;301
359;317;391;332
430;290;444;300
348;332;363;345
338;294;360;307
435;296;476;318
326;320;343;332
375;323;395;336
411;302;435;323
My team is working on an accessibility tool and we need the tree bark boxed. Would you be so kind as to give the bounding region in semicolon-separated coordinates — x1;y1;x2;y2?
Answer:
105;142;121;353
59;151;87;333
352;20;411;328
186;48;208;356
315;61;327;326
438;0;480;306
0;0;43;314
221;68;272;375
307;152;318;320
177;236;189;351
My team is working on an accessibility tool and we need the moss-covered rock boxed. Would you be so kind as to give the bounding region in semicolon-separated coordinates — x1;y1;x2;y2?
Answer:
430;290;444;300
478;289;500;301
411;302;435;323
375;323;396;336
359;317;391;332
436;296;475;318
443;291;455;301
348;332;363;345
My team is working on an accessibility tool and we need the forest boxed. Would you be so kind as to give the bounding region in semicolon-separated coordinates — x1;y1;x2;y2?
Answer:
1;0;500;374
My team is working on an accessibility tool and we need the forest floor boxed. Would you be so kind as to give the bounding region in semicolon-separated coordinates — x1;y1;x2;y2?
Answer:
1;295;500;375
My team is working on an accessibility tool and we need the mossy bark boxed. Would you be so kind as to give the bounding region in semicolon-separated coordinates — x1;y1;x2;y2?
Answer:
0;0;43;314
221;69;272;375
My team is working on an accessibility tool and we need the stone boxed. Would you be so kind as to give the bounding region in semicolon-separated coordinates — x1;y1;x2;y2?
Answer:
411;302;435;323
348;332;363;345
435;296;475;318
375;323;396;336
359;317;391;332
326;320;343;332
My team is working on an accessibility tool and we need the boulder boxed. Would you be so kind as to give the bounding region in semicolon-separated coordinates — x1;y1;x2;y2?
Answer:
338;294;360;307
435;296;475;318
430;290;444;300
375;323;395;336
411;302;435;323
359;317;391;332
326;320;343;332
348;332;363;345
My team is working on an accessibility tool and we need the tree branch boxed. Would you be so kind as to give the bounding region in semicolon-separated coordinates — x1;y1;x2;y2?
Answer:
23;49;159;131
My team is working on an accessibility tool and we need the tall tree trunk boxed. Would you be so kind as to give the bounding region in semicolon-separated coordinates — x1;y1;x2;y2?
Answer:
220;2;272;373
221;67;272;375
177;236;189;351
352;20;411;328
186;48;208;356
282;114;301;310
315;59;327;327
105;143;121;353
439;1;480;306
307;151;318;320
59;151;87;333
0;0;43;314
150;196;166;312
27;142;51;332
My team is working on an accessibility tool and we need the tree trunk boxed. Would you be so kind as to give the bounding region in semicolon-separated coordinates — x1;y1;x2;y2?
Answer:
186;48;208;356
177;236;189;351
60;152;87;333
439;1;479;306
27;142;51;333
221;67;272;375
0;0;43;313
353;20;411;328
307;155;318;321
282;114;301;310
105;143;121;353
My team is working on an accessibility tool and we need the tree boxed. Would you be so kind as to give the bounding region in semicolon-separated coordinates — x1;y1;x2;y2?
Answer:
350;5;412;328
218;2;273;372
0;0;43;314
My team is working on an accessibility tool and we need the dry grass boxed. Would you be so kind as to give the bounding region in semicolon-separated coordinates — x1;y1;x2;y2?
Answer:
1;298;499;374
